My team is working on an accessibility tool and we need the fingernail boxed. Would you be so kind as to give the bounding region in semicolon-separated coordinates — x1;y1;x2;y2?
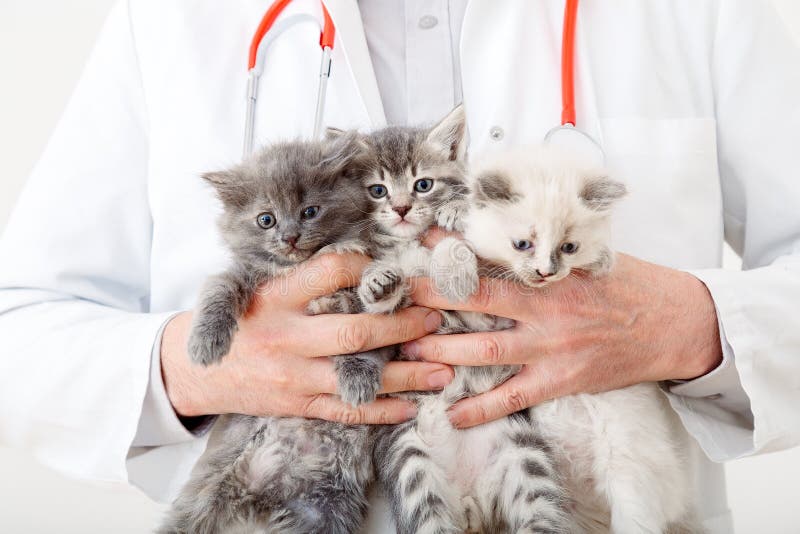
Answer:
428;369;453;388
403;341;419;358
447;407;464;428
404;404;418;419
424;310;442;332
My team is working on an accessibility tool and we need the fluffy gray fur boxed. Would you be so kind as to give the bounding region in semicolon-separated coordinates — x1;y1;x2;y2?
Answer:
162;136;391;534
356;106;571;533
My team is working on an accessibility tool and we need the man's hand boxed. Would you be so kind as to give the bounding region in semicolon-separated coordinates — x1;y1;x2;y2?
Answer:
403;253;722;428
161;253;452;425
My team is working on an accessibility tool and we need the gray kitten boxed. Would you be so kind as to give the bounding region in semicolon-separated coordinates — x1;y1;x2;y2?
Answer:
161;136;388;534
354;106;571;533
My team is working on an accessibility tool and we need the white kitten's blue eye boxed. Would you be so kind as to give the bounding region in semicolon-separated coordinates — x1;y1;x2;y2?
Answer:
369;184;388;198
413;178;433;193
257;212;276;229
513;239;533;251
301;206;320;220
560;242;579;254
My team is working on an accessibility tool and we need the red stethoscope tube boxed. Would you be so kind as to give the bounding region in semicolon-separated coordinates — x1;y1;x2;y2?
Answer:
244;0;336;157
248;0;335;70
561;0;579;127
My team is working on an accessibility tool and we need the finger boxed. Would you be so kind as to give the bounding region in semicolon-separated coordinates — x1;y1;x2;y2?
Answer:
402;329;530;366
447;369;550;429
288;358;453;395
421;227;461;249
265;253;372;307
301;393;418;425
409;277;543;321
378;361;454;393
296;306;443;357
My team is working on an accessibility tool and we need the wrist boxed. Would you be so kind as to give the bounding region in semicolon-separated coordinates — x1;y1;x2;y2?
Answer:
160;311;216;417
671;270;723;380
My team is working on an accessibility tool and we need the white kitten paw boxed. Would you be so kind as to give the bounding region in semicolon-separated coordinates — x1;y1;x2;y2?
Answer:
430;238;479;303
358;265;406;314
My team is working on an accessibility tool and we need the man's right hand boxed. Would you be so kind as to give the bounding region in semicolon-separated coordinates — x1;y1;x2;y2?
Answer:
160;253;452;425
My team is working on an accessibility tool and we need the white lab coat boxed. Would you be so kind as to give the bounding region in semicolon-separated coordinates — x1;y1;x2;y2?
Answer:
1;1;799;532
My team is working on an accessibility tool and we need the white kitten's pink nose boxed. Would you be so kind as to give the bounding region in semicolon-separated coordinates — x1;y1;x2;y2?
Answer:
536;269;555;278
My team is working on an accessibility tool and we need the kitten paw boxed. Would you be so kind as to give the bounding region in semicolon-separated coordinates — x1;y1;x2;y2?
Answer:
358;266;406;314
436;202;467;232
307;290;360;315
335;357;383;406
430;238;479;303
187;312;237;366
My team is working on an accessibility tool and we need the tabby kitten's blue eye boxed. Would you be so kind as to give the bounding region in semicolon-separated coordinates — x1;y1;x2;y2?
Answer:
560;242;579;254
369;184;388;198
301;206;320;220
257;212;276;229
513;239;533;251
413;178;433;193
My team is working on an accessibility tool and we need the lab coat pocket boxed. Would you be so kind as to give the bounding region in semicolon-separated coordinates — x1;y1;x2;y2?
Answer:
598;117;723;269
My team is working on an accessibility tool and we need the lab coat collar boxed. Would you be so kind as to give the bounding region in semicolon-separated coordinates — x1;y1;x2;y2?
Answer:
323;0;387;128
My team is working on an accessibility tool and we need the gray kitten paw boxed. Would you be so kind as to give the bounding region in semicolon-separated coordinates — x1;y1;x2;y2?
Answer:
335;357;383;406
430;238;479;303
187;312;237;366
358;266;405;314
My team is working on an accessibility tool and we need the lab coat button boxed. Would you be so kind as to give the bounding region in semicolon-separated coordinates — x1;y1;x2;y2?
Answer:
489;126;505;141
419;15;439;29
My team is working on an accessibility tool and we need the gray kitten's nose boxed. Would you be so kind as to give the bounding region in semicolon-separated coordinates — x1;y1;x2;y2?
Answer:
282;234;299;247
392;205;411;218
535;269;554;278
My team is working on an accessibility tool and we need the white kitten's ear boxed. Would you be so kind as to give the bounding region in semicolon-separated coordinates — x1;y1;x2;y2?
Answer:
580;175;627;211
202;170;248;206
473;171;519;204
427;104;467;162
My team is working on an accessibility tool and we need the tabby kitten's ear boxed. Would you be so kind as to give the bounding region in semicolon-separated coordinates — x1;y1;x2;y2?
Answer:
579;175;627;211
202;169;249;207
427;104;467;162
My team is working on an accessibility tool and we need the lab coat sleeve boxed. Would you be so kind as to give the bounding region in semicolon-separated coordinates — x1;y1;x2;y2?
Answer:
664;0;800;461
0;0;202;487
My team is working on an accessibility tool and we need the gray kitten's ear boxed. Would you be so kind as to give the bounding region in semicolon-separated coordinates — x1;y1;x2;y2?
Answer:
580;175;627;210
202;170;248;206
320;130;370;176
325;127;346;140
473;171;519;204
427;104;467;162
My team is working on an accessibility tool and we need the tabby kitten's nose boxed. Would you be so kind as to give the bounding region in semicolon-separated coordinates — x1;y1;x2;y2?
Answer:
393;205;411;218
282;235;299;247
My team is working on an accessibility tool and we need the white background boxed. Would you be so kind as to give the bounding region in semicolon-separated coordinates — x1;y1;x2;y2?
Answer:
1;1;799;532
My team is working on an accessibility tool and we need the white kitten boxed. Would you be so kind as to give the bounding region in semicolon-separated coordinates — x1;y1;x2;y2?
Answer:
464;145;703;534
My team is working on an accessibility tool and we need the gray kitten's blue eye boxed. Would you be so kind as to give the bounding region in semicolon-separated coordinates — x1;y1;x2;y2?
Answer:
513;239;533;251
560;242;579;254
413;178;433;193
369;184;388;198
257;212;276;229
301;206;320;220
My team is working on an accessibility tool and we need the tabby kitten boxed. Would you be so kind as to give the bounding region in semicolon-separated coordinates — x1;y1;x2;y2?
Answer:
464;145;703;534
161;135;386;534
356;106;572;534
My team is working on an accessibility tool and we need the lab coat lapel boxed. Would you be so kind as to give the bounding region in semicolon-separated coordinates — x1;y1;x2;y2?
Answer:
323;0;386;128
